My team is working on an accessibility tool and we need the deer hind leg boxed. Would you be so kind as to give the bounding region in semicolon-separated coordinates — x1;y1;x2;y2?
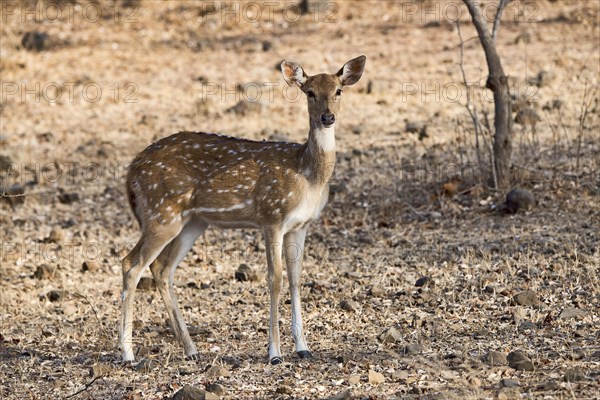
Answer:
264;227;284;365
150;220;207;359
119;223;182;362
284;228;311;359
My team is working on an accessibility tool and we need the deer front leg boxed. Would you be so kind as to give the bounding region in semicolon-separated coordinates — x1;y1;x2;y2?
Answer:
264;227;284;365
284;228;311;359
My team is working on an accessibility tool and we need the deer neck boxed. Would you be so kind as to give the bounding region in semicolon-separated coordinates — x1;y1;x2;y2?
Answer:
299;118;336;185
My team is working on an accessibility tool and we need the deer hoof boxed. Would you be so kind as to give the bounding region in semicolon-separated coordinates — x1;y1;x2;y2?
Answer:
270;356;283;365
297;350;313;359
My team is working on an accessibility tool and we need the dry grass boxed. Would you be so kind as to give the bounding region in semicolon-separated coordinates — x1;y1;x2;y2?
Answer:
1;1;599;399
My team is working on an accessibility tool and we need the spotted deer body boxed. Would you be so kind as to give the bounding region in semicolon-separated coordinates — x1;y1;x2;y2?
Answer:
119;56;366;364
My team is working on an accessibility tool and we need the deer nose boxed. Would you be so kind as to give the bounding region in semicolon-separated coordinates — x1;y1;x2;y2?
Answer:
320;113;335;126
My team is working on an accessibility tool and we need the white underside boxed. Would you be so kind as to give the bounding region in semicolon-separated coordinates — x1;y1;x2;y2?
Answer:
283;184;328;233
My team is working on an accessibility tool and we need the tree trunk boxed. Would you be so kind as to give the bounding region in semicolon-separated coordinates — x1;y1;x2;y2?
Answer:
462;0;513;188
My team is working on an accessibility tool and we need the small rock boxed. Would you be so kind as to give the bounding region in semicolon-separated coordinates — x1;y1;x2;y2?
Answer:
484;285;509;296
82;260;100;273
172;385;210;400
378;327;402;344
47;290;67;302
58;192;79;204
188;326;211;336
564;368;585;382
46;228;65;243
327;389;352;400
205;365;230;378
507;350;534;371
536;380;561;391
178;365;195;376
558;307;586;319
137;276;155;291
394;370;410;381
472;327;490;338
519;321;537;331
430;211;442;220
41;328;55;337
62;303;78;316
497;387;520;400
235;264;258;282
206;383;225;396
505;188;535;214
347;375;361;385
336;354;349;364
415;276;433;287
500;379;520;388
276;385;293;395
368;370;385;384
21;31;49;51
339;299;360;312
467;375;481;387
356;231;374;245
568;349;585;360
133;358;155;372
368;286;385;297
399;343;424;356
484;351;508;366
33;264;55;280
89;363;111;377
512;290;540;307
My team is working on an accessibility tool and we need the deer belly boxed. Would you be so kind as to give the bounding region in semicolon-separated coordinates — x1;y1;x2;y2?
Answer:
283;186;328;233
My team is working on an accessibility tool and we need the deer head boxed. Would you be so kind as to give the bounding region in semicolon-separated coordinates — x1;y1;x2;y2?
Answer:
281;55;366;127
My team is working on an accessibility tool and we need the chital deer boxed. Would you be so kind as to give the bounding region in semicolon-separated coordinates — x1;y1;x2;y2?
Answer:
119;56;366;365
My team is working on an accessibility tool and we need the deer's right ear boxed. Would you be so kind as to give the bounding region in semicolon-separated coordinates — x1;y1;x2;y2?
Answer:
337;55;366;86
281;61;307;89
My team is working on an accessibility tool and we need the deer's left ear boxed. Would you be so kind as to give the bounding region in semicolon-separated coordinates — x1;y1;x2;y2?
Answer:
281;61;308;88
337;55;366;86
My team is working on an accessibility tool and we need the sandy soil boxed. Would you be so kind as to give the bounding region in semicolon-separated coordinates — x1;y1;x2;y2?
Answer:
1;1;599;399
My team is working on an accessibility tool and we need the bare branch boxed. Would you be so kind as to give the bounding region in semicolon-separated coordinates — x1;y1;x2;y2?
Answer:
65;376;102;399
492;0;511;43
576;82;598;176
463;0;513;188
456;20;485;183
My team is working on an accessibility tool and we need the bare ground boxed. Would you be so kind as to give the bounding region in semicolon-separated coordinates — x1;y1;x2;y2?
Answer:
1;1;599;399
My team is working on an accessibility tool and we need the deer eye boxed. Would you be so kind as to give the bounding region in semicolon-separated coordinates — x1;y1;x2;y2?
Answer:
307;90;316;99
336;88;343;96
